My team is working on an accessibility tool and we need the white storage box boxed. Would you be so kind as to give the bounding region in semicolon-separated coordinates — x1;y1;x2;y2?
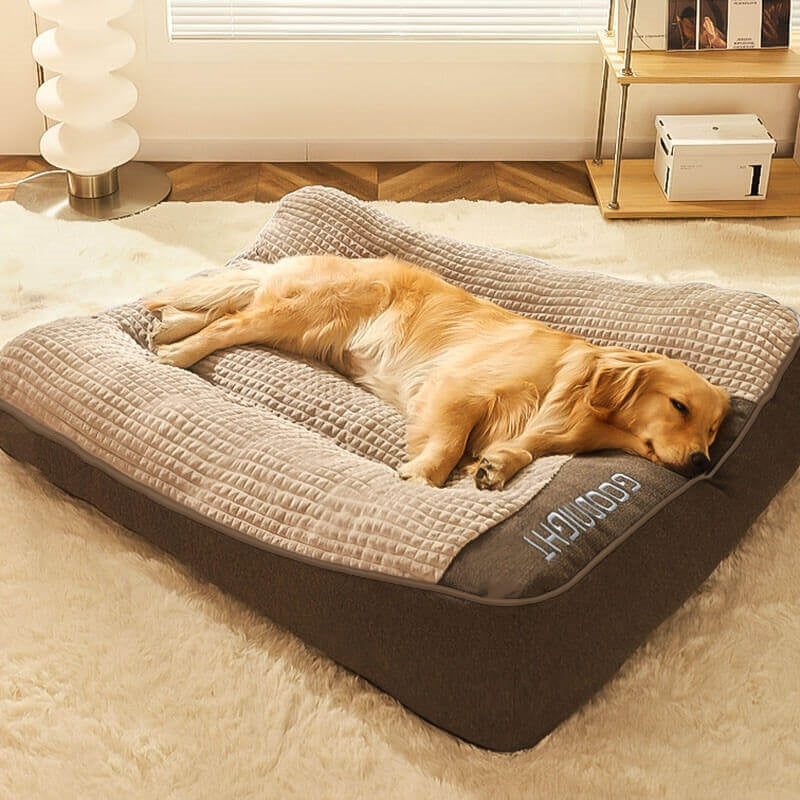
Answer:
654;114;776;201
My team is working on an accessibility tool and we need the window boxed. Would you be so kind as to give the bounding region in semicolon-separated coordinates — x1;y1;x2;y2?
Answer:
167;1;610;42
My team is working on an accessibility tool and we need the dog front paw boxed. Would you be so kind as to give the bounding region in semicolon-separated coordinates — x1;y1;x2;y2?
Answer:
474;457;507;491
473;447;533;490
397;460;437;487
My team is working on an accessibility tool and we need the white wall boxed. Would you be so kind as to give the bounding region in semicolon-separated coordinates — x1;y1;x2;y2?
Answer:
2;1;798;161
1;3;44;153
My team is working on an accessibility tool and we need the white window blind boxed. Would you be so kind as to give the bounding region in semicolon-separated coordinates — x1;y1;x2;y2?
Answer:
167;1;610;41
167;1;800;42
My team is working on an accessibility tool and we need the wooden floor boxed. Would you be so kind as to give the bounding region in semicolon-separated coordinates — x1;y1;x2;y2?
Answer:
0;157;596;204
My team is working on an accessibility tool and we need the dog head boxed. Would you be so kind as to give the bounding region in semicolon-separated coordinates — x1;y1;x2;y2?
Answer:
589;350;730;476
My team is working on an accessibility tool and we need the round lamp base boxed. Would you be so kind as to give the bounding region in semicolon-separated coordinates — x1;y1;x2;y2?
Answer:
15;161;172;221
68;168;119;199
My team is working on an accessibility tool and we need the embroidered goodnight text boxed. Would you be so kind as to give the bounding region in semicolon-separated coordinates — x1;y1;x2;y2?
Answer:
522;473;642;562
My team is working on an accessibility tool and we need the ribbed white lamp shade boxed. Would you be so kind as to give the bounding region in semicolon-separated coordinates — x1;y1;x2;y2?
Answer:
30;0;139;185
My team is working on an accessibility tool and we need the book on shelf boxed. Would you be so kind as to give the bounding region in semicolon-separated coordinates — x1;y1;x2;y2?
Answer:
617;0;793;51
617;0;669;50
666;0;792;50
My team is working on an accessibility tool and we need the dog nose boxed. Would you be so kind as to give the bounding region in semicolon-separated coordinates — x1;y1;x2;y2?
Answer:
690;451;711;474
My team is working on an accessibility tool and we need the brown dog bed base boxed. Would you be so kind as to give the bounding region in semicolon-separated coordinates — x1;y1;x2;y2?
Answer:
1;186;798;750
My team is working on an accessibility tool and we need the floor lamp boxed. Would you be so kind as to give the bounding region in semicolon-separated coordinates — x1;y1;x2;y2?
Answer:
15;0;171;221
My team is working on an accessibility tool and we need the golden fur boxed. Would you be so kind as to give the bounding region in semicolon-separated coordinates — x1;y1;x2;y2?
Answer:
144;255;730;489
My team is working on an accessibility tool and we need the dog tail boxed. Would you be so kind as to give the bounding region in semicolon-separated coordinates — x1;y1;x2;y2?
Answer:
144;268;261;319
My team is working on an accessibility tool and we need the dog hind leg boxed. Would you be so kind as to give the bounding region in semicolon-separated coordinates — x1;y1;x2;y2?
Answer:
144;268;263;317
144;267;266;354
154;275;392;368
154;309;265;368
147;306;212;348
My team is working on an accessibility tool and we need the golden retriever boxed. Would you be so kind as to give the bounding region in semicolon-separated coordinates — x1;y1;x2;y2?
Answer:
144;255;730;490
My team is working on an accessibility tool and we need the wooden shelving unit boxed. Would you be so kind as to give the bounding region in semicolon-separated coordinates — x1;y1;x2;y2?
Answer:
588;10;800;219
587;157;800;218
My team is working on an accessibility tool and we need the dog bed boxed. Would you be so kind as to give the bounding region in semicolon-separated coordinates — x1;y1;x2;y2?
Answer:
1;186;798;751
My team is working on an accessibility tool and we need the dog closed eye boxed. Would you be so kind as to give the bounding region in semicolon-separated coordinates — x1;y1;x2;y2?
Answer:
671;398;689;415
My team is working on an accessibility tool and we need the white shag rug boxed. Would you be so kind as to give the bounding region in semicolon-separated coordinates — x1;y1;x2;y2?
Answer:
1;199;799;800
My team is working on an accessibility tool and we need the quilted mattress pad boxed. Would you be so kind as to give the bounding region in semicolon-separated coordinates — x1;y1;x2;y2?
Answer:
1;186;798;750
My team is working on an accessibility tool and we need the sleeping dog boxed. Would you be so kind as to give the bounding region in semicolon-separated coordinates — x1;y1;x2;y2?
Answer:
144;255;730;490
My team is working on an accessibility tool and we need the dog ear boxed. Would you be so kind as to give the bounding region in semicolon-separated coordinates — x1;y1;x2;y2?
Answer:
588;352;656;414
